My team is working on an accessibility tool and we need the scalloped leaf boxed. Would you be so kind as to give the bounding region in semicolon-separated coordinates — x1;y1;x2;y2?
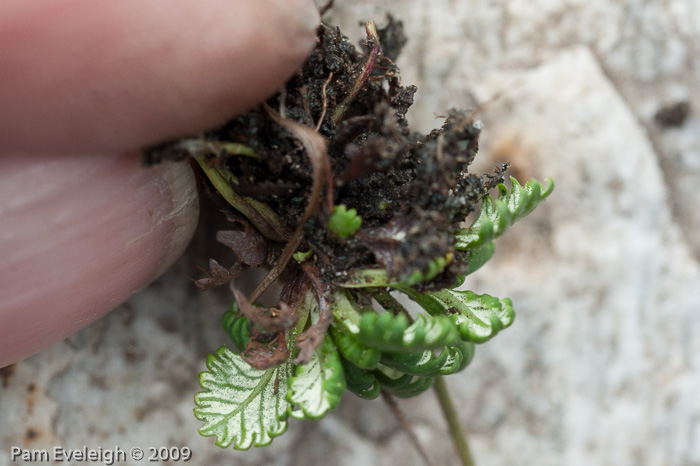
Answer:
357;312;458;352
327;291;381;369
403;253;454;286
340;356;381;400
463;242;495;277
373;370;435;399
406;289;514;343
380;338;474;377
455;177;554;250
328;204;362;238
194;346;291;450
329;323;381;370
287;335;346;420
222;304;251;352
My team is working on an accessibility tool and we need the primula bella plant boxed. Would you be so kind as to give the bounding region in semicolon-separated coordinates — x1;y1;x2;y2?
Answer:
145;16;553;463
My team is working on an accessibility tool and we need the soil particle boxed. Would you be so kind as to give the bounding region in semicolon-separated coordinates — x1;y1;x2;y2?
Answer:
145;17;505;292
654;101;691;128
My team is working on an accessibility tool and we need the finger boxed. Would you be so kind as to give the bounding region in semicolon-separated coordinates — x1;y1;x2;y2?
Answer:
0;154;199;367
0;0;319;154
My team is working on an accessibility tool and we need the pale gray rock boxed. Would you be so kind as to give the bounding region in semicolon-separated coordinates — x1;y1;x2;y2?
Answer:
460;47;700;466
2;2;700;466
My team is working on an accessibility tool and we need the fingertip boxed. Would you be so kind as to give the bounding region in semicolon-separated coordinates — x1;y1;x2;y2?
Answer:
0;0;321;154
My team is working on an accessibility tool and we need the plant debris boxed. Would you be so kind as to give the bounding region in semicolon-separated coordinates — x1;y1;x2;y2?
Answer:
174;15;553;454
147;17;504;294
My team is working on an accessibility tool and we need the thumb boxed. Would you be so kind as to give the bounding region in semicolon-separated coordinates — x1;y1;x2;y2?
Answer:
0;0;320;154
0;154;199;367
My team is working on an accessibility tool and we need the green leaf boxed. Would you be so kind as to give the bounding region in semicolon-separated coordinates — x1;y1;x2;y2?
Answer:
337;268;397;288
338;263;450;289
405;289;514;343
500;176;554;221
329;290;363;330
192;154;289;242
463;242;495;277
194;346;291;450
287;335;346;420
340;356;381;400
403;253;454;286
380;338;474;377
373;370;435;398
328;204;362;238
455;177;554;250
329;324;381;370
357;312;458;352
327;291;381;369
293;249;314;263
222;304;251;352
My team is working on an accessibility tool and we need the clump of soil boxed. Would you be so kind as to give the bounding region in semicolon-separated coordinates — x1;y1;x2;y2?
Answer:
145;17;504;293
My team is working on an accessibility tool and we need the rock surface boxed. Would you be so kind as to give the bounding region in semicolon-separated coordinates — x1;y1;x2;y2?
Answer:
2;2;700;466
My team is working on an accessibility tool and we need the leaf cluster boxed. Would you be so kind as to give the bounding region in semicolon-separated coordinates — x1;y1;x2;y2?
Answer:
194;177;551;449
185;17;555;452
455;176;554;274
327;204;362;238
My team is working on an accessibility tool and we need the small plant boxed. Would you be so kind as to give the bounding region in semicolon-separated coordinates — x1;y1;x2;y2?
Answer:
146;16;553;465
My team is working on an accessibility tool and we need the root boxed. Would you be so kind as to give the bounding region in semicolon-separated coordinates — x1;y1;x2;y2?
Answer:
316;72;334;132
331;21;381;125
247;106;333;304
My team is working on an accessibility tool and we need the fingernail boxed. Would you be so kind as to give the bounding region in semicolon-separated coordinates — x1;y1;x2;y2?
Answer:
126;157;200;281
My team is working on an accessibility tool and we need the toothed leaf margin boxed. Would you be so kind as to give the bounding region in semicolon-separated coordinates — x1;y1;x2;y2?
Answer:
455;177;554;250
287;335;346;420
194;346;291;450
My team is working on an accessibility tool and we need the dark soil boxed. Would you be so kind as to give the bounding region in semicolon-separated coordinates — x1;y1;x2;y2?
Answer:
145;17;505;292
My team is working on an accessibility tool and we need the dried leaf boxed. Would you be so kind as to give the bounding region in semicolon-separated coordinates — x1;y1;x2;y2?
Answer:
243;329;290;370
231;288;298;333
195;259;242;291
217;214;268;267
293;262;334;364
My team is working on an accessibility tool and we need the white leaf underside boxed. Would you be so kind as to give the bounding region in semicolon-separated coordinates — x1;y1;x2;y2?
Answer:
194;346;291;450
288;335;344;420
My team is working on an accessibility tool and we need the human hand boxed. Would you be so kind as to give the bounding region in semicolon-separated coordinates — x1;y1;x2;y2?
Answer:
0;0;319;367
